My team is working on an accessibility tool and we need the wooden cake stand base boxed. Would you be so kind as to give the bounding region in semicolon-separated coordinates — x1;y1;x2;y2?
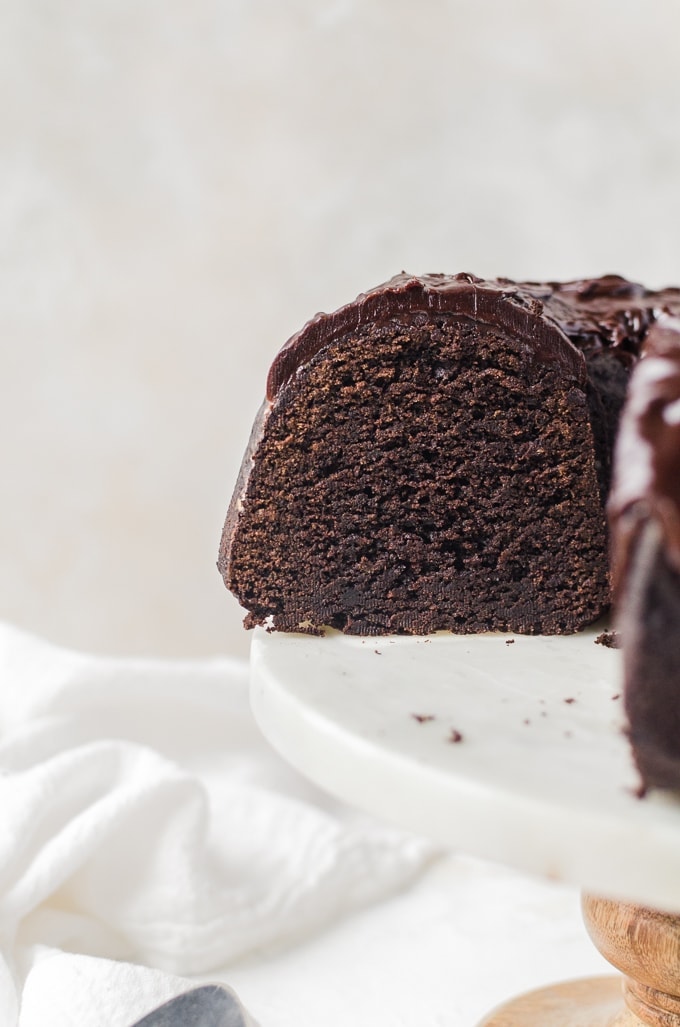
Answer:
482;895;680;1027
479;975;625;1027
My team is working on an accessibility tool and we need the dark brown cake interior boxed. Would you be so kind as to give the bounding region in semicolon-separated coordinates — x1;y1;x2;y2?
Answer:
582;350;631;502
225;311;610;635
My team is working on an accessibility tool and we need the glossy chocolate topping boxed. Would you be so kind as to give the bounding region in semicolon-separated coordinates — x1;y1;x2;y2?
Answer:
610;314;680;580
266;273;585;400
522;275;680;361
267;272;680;401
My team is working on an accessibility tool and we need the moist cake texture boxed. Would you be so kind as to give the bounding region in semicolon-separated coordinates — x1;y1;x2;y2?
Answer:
219;273;680;638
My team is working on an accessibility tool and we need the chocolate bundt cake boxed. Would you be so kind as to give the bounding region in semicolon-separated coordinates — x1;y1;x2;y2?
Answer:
609;314;680;793
218;272;680;637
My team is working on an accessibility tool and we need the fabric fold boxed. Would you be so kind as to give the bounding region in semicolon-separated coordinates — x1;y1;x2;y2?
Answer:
0;622;435;1024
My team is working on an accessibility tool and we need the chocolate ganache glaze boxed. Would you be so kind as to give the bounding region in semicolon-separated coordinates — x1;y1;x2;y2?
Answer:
267;273;586;399
219;272;680;640
610;314;680;582
267;273;680;399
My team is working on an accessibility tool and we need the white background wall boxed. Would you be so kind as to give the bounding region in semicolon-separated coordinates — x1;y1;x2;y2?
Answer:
1;0;679;659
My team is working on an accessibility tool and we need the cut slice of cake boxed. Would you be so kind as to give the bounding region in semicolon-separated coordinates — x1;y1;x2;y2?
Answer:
219;272;679;637
609;314;680;793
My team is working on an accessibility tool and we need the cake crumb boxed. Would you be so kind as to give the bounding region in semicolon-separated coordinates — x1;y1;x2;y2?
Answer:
412;713;435;724
611;693;621;701
595;630;621;649
448;729;464;744
505;638;515;645
374;649;382;655
564;697;576;704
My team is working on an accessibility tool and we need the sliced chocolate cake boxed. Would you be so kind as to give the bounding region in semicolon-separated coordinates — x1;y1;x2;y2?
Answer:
218;273;680;638
609;315;680;793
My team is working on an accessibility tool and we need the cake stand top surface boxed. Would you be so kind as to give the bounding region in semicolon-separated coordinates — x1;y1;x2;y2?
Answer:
250;625;680;912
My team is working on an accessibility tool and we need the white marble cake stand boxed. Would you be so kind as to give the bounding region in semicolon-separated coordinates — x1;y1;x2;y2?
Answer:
250;625;680;1027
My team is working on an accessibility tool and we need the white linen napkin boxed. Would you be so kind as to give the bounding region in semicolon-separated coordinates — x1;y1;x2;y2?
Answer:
0;621;435;1026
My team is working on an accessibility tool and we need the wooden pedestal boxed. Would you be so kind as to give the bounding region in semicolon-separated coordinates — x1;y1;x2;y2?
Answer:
480;895;680;1027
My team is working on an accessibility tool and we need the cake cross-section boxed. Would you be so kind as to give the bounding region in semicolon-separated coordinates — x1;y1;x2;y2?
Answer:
219;272;679;637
